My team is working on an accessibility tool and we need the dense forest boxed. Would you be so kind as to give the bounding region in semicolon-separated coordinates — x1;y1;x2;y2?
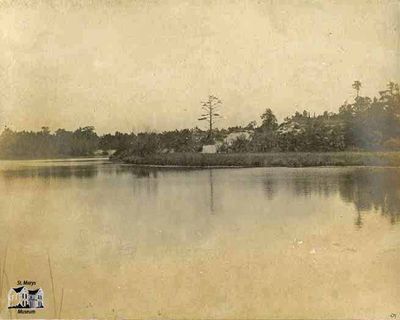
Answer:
0;82;399;159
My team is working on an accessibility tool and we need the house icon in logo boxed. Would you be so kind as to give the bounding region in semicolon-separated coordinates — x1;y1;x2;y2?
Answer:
8;286;44;309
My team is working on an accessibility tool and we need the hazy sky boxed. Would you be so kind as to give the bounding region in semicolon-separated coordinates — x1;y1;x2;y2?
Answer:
0;0;399;134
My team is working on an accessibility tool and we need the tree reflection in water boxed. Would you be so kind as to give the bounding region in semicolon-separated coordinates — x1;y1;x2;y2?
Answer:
0;165;99;179
262;168;400;227
122;166;400;224
208;169;215;214
338;169;400;225
119;166;217;214
2;162;399;227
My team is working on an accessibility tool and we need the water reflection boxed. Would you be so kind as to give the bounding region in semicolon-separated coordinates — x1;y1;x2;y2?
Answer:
209;169;215;214
1;160;399;227
0;165;99;179
123;166;217;214
113;165;159;178
263;177;276;200
338;169;400;225
261;168;400;226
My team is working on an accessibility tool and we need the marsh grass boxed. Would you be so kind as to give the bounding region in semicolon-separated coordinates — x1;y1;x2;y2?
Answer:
47;253;58;318
47;253;65;319
0;242;8;299
116;151;400;168
58;288;64;318
0;242;14;319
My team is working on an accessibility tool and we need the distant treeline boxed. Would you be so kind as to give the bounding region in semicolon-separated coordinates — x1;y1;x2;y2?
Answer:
0;82;399;159
0;126;100;158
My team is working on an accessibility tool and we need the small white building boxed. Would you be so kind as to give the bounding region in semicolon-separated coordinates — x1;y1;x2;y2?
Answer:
201;144;217;154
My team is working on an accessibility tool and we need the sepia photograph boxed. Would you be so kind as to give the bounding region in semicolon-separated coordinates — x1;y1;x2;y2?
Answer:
0;0;399;319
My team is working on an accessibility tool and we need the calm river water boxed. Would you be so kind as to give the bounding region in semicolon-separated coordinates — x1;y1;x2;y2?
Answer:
0;159;399;318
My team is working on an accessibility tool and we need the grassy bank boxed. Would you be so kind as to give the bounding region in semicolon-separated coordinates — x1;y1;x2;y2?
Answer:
113;151;400;167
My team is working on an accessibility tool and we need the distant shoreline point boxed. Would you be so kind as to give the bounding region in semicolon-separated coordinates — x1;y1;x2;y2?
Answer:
112;151;400;168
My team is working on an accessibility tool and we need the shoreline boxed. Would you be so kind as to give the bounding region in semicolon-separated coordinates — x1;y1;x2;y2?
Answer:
114;162;400;170
113;151;400;168
0;155;108;161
